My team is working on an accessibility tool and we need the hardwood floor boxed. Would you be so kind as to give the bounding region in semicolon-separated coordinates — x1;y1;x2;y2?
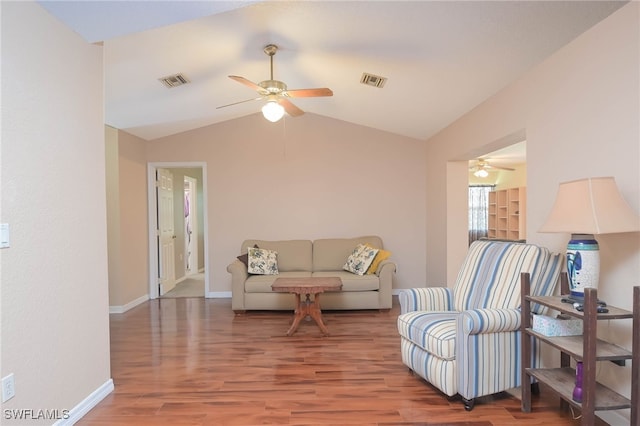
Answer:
79;297;602;425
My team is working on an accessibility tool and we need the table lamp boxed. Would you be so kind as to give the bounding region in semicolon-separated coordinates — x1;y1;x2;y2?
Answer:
539;177;639;299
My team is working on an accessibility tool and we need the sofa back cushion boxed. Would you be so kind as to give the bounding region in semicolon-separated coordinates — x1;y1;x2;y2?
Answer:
313;236;384;272
453;240;561;311
240;240;312;272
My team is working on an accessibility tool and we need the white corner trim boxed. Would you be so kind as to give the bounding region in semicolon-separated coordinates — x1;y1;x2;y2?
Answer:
207;291;232;299
53;378;114;426
109;294;149;314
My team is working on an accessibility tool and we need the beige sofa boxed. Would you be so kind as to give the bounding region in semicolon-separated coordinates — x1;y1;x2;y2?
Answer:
227;236;396;313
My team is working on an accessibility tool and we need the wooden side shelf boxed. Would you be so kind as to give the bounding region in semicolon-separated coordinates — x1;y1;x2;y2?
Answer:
520;272;639;425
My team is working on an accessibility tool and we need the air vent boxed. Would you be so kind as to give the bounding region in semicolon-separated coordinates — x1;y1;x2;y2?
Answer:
159;73;190;88
360;72;387;88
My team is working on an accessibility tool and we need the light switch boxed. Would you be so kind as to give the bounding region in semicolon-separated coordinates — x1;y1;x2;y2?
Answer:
0;223;10;248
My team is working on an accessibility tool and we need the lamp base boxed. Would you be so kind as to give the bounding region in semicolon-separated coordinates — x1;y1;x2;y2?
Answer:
566;234;600;297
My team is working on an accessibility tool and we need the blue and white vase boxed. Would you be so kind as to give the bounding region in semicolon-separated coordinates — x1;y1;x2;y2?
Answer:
566;234;599;297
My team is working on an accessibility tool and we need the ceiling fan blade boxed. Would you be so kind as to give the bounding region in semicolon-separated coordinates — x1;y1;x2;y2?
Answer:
285;88;333;98
228;75;262;92
216;97;262;109
278;98;304;117
485;164;515;171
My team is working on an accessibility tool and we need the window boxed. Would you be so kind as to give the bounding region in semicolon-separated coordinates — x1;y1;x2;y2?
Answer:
468;185;494;245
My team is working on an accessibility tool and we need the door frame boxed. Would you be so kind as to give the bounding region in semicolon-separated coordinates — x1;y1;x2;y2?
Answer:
147;161;210;299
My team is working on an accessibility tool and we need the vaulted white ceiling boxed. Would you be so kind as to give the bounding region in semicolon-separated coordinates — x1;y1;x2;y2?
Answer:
39;1;626;142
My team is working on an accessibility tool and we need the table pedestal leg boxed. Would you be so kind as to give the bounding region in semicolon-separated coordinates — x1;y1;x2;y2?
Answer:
308;293;330;335
286;293;304;336
285;293;330;336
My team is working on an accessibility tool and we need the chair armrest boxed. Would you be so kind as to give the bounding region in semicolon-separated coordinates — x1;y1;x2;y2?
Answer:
459;308;521;334
398;287;453;314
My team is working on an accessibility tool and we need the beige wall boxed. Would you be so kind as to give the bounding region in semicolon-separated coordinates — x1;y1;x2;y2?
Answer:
113;131;149;307
1;1;112;421
425;3;639;420
147;113;428;292
105;126;122;306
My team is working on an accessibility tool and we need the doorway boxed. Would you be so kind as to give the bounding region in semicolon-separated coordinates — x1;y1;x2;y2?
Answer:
467;140;527;243
184;176;198;277
148;162;209;299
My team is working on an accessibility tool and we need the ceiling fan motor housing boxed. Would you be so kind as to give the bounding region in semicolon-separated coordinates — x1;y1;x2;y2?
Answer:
259;80;287;94
264;44;278;56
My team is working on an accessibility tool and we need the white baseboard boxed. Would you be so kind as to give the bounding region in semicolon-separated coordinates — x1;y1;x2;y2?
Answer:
109;294;149;314
53;378;114;426
206;291;231;298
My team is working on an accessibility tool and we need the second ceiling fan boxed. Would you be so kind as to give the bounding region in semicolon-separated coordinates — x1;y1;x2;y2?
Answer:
470;158;515;177
218;44;333;122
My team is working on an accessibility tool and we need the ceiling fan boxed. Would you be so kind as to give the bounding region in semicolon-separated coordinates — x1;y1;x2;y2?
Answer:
217;44;333;122
470;158;515;177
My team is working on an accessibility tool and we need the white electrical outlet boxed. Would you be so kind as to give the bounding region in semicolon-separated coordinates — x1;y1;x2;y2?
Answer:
2;373;15;402
0;223;9;248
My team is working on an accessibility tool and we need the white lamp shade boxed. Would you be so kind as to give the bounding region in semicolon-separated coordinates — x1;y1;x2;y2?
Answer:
540;177;639;235
262;101;285;122
474;168;489;178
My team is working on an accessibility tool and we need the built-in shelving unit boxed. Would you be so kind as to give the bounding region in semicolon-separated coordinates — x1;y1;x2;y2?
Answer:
487;187;526;241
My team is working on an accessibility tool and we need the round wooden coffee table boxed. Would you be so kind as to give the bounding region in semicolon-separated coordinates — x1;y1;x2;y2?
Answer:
271;277;343;336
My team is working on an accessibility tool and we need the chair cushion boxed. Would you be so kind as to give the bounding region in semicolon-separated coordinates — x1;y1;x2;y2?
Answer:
397;311;459;360
453;240;549;311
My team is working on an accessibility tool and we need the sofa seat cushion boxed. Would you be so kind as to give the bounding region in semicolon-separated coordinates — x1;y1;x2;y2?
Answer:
312;271;379;291
397;311;459;360
245;271;311;293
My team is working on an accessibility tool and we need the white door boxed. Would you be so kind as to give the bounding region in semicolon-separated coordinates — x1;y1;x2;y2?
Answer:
158;168;176;295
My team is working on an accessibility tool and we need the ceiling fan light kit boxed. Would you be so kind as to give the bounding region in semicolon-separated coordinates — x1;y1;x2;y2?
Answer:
474;168;489;178
262;101;285;122
219;44;333;122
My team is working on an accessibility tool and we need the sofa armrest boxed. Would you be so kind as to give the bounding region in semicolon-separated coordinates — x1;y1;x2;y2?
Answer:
373;259;395;276
227;259;248;311
376;260;396;309
459;308;521;334
398;287;453;314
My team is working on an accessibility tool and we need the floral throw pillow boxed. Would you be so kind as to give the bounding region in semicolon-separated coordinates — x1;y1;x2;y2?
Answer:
365;244;392;275
237;244;259;268
247;247;279;275
343;244;379;276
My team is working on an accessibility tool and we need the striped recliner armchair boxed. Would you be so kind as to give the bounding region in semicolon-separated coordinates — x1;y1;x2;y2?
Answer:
397;240;562;410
